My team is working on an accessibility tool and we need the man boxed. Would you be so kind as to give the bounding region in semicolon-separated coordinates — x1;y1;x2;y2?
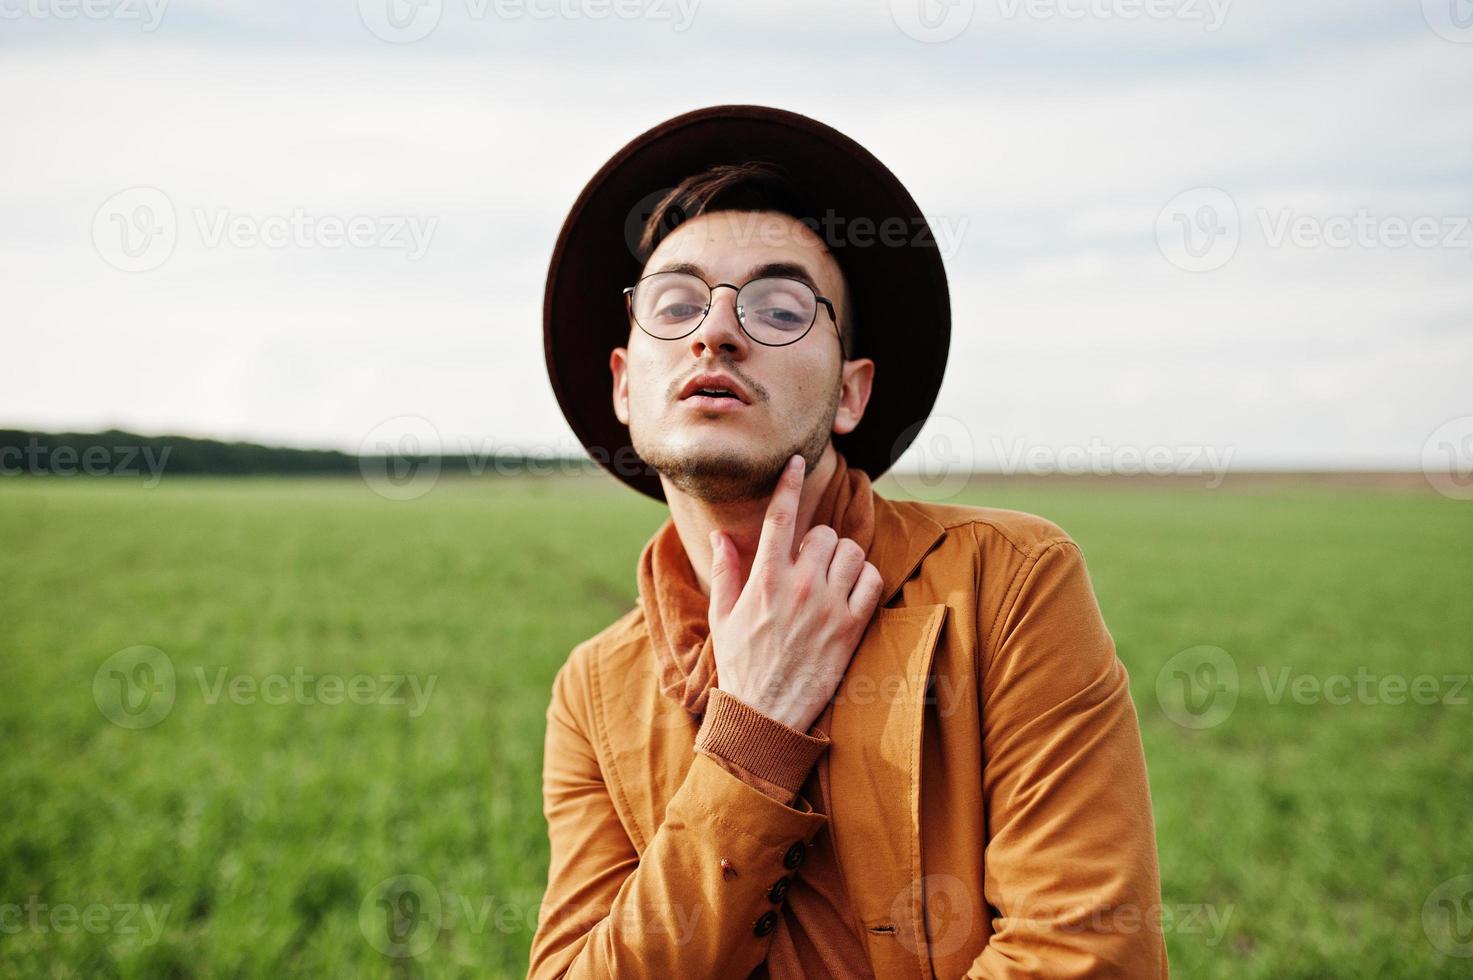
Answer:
530;105;1168;979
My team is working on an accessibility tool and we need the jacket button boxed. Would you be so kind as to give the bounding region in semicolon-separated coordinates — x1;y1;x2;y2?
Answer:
754;910;778;937
767;877;791;904
782;842;806;870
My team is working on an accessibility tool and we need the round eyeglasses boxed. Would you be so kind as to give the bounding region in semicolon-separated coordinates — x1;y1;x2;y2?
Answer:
623;271;840;351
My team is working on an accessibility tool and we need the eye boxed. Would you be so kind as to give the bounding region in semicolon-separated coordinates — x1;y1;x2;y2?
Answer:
751;306;807;328
655;301;704;322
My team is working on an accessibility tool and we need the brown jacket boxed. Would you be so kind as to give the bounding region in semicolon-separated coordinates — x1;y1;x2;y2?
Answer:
528;492;1169;978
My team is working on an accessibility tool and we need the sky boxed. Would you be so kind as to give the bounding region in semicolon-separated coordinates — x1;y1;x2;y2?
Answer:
2;0;1471;475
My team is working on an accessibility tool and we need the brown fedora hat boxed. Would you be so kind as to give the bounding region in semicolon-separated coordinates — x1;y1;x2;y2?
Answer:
543;104;951;502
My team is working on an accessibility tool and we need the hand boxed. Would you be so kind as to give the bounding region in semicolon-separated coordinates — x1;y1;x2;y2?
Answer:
707;454;885;733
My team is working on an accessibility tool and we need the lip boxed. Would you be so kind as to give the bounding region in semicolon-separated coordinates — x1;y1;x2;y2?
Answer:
681;394;749;413
678;372;752;405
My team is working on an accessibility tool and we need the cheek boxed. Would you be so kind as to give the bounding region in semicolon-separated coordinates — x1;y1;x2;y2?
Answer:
624;349;671;409
784;356;835;401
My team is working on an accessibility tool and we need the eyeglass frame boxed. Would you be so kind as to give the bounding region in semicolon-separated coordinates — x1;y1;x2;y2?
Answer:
622;272;844;356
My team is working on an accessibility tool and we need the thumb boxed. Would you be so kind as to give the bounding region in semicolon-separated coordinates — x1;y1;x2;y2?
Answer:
708;530;739;622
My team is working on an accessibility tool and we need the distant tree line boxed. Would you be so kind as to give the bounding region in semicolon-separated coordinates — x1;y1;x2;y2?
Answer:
0;430;598;478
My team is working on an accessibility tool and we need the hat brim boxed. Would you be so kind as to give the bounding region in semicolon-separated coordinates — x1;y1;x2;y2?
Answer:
544;104;950;502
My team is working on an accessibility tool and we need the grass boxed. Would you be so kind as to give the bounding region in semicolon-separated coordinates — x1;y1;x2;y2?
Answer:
1;472;1469;978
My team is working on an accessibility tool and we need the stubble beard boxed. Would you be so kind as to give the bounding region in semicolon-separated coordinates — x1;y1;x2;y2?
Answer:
633;381;841;504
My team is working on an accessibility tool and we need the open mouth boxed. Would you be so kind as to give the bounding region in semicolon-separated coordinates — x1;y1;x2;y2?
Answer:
678;374;752;408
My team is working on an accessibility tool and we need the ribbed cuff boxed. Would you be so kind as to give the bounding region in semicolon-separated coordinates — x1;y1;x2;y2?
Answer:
694;688;831;797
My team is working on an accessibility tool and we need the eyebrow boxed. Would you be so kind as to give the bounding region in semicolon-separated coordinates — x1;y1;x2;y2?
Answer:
651;261;823;294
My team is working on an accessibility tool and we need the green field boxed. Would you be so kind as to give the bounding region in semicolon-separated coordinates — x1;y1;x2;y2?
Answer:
2;473;1470;978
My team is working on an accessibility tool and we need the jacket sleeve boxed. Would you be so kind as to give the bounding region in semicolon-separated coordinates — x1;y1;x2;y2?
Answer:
527;651;830;979
967;537;1169;979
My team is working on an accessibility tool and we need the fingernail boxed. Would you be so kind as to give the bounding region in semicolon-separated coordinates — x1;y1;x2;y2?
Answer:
790;454;803;472
709;530;719;549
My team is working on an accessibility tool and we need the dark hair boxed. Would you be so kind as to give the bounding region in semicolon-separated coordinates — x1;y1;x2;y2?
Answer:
636;161;856;357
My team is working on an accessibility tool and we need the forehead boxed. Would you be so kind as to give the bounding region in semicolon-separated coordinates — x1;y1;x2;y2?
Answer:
643;210;842;290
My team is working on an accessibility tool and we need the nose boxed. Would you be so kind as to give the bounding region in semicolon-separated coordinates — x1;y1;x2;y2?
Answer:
688;285;751;359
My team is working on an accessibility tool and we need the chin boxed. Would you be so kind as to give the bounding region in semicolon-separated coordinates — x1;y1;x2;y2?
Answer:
633;434;788;503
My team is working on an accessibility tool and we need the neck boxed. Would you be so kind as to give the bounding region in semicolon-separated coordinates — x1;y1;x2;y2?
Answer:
663;442;840;598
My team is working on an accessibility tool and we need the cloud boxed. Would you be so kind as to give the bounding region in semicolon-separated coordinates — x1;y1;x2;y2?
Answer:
1;0;1469;468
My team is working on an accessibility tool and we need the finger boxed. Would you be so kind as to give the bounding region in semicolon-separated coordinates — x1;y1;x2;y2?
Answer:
795;524;839;579
754;454;805;570
708;530;740;621
847;561;884;619
827;537;866;591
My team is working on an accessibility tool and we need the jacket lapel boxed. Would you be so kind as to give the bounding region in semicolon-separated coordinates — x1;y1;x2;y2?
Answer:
818;496;950;978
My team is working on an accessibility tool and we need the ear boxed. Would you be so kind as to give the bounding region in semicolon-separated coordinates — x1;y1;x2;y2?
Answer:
610;346;630;425
831;356;875;436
